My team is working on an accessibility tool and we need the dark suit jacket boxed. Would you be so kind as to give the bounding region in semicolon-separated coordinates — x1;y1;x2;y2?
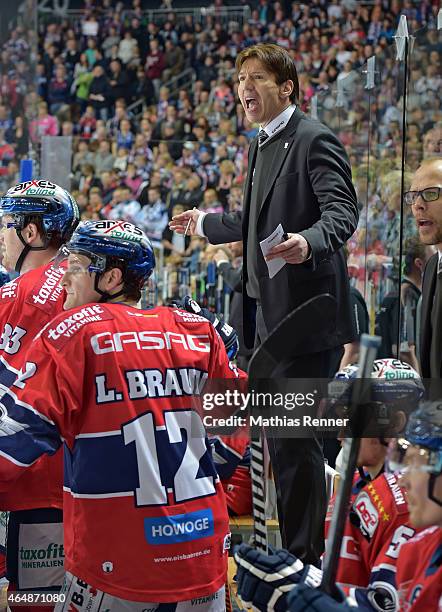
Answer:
203;108;359;350
419;252;438;377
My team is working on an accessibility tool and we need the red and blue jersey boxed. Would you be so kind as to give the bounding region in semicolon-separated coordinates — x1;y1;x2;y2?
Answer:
395;526;442;611
325;471;415;608
0;261;66;512
0;303;247;602
210;435;251;516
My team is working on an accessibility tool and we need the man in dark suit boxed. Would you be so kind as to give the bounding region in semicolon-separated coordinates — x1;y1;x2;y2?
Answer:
170;43;358;564
409;158;442;380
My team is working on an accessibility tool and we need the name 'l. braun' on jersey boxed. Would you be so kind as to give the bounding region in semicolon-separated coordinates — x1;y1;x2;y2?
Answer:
0;302;247;603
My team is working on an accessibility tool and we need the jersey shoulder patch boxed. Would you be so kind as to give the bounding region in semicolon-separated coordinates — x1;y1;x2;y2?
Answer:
43;304;114;351
353;489;380;540
171;307;209;325
383;472;408;512
0;278;20;303
25;264;65;314
125;309;160;319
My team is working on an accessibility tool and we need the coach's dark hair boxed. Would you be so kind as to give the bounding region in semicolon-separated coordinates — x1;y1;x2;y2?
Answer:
235;43;299;103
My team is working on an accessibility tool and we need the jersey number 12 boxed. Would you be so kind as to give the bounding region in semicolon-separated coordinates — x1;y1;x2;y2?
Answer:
122;409;216;506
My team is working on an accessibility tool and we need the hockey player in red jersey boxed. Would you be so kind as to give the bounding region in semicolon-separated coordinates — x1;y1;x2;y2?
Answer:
233;402;442;612
274;401;442;612
0;181;79;599
323;360;423;605
233;359;425;612
0;219;247;611
385;401;442;611
209;435;252;516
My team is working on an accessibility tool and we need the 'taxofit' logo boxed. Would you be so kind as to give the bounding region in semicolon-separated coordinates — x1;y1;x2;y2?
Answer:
47;305;105;340
32;266;64;305
20;542;64;569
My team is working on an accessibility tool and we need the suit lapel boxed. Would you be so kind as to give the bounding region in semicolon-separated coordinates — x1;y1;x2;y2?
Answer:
258;108;303;219
242;136;258;230
421;253;438;368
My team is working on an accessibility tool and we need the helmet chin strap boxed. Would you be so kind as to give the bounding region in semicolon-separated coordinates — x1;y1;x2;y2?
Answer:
357;466;370;482
93;273;125;303
15;244;32;274
15;229;49;274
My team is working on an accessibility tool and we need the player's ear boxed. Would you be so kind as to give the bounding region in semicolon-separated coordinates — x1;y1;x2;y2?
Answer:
391;410;407;434
23;222;41;245
414;257;424;273
105;267;124;290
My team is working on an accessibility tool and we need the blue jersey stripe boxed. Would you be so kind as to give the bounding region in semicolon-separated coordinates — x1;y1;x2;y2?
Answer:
0;387;56;430
0;356;19;388
0;389;60;465
64;434;139;494
0;428;59;465
63;430;217;497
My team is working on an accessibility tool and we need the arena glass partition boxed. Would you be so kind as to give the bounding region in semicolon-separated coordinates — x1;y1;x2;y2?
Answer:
334;57;373;317
353;17;441;368
311;58;372;329
312;20;424;361
363;36;404;351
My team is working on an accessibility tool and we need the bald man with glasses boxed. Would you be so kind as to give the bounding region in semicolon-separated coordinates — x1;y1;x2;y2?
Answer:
408;158;442;378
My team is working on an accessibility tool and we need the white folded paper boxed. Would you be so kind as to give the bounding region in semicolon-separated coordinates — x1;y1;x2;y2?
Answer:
259;223;287;279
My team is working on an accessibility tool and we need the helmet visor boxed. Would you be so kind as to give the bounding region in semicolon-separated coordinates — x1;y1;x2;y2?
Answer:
0;214;21;231
386;439;442;475
55;245;106;275
0;197;53;216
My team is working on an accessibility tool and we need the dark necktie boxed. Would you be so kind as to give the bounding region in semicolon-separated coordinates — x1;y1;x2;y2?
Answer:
430;258;442;378
258;129;269;146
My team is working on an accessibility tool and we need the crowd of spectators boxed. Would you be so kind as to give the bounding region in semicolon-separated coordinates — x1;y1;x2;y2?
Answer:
0;0;440;306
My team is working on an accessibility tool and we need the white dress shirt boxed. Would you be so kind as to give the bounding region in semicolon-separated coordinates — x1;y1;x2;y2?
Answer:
195;105;297;236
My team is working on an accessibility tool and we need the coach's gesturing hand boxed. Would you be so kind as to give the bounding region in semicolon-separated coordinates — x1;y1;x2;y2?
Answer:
169;208;203;236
